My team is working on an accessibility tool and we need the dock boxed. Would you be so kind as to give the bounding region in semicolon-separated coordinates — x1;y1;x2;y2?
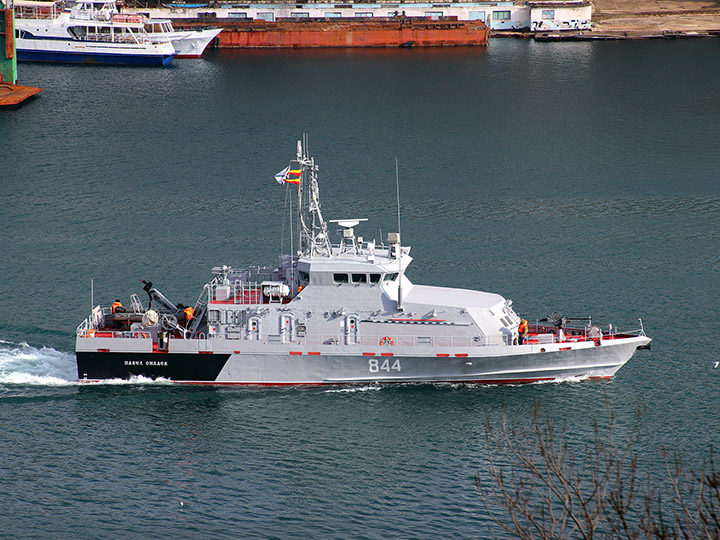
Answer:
535;29;720;41
0;81;42;106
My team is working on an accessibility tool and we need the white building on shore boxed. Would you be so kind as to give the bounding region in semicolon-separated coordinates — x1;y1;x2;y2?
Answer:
528;0;591;32
134;1;531;31
131;1;594;33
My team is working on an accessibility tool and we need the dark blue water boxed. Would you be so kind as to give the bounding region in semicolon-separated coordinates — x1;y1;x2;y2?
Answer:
1;39;719;538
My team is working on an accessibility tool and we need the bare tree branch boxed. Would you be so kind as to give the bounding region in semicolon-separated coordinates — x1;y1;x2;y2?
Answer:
475;398;719;540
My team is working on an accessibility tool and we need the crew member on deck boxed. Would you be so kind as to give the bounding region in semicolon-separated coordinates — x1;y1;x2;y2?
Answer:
112;299;124;314
518;319;528;345
184;306;194;326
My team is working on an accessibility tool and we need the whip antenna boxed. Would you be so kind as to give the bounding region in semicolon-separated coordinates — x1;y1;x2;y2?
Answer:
396;157;401;239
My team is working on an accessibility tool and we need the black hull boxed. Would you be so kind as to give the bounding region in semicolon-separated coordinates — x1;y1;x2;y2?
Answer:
76;352;231;381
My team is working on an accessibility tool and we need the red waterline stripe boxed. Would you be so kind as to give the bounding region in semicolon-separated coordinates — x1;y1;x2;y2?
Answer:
97;348;110;353
362;352;375;356
307;352;321;356
289;351;302;355
455;353;468;358
380;353;394;357
436;353;450;357
164;376;616;387
79;375;613;386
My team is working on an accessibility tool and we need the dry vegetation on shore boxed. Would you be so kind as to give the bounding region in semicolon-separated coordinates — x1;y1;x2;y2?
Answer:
591;0;720;34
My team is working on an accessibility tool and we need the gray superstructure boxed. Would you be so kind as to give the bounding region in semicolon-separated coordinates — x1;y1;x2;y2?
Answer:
75;141;651;385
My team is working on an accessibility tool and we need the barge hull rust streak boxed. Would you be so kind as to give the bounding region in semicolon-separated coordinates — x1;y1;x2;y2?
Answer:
174;19;489;48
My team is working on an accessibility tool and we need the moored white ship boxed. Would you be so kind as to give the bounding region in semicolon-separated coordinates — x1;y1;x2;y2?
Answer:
14;0;175;65
75;141;651;385
143;18;222;58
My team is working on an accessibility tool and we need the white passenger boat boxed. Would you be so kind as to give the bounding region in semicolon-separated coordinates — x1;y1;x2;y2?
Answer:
14;0;175;66
75;141;651;385
143;18;222;58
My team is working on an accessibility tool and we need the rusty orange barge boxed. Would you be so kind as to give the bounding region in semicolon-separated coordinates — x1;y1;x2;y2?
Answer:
173;17;488;48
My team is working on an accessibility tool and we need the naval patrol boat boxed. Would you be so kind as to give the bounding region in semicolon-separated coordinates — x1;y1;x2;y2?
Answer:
75;141;651;385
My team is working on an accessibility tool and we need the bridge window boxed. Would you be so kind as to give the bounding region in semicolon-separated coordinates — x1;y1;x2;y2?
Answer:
333;273;349;284
352;274;367;284
369;274;381;284
383;273;398;283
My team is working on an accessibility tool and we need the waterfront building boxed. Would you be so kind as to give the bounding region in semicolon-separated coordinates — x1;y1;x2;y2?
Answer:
134;1;532;31
528;0;591;32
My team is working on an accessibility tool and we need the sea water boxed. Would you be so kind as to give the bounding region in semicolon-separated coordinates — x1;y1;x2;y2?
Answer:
0;39;718;539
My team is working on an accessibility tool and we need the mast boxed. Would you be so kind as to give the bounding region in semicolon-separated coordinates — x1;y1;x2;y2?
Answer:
296;140;304;254
396;157;403;310
296;138;331;257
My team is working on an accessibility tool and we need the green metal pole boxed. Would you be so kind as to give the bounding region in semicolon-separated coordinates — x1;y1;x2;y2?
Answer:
1;0;18;85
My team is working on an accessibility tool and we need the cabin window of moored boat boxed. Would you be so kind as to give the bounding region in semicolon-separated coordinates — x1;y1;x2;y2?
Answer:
383;273;398;283
208;310;220;323
291;12;309;17
351;274;367;284
369;274;381;284
228;12;248;18
256;12;274;21
492;10;511;20
299;270;310;284
468;10;486;21
542;9;555;19
333;273;349;284
325;12;342;17
68;26;86;38
355;12;373;17
425;11;443;19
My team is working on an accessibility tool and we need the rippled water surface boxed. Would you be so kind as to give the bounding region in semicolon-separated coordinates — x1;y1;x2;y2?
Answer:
1;39;719;538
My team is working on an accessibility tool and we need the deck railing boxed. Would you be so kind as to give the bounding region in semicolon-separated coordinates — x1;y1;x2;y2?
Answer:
210;281;287;305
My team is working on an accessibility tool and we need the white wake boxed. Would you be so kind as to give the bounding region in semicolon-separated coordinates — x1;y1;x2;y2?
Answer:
0;339;77;385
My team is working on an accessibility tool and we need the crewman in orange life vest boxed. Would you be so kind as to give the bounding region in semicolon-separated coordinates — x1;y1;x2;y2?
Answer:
184;306;194;325
518;319;528;345
112;299;124;314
